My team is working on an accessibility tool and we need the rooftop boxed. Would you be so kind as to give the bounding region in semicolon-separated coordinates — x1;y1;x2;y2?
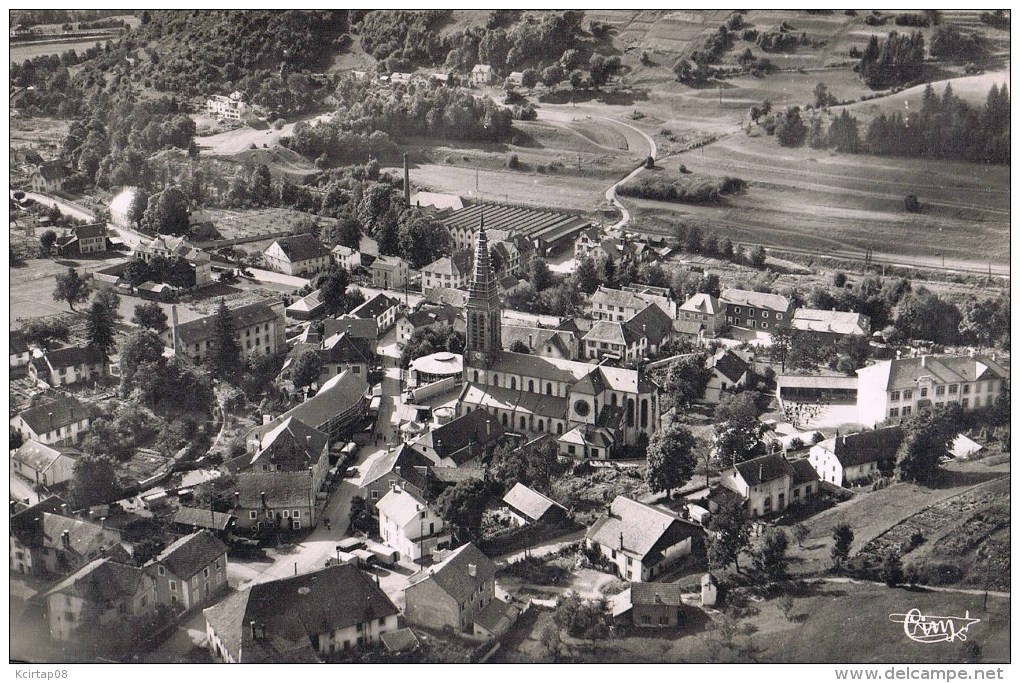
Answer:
720;288;790;313
406;542;495;603
14;394;93;434
586;496;700;562
151;530;228;580
857;355;1010;392
267;234;330;262
502;482;565;522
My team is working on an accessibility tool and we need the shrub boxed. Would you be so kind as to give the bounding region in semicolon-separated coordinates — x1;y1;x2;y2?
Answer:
506;153;520;170
904;193;921;212
789;437;805;450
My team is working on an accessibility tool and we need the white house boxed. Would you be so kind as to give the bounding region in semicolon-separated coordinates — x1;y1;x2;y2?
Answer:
704;349;750;403
206;92;247;120
471;64;494;85
262;235;331;277
369;256;410;290
11;395;93;446
679;293;725;337
331;245;362;271
12;440;79;489
809;426;904;487
376;486;451;563
716;453;819;518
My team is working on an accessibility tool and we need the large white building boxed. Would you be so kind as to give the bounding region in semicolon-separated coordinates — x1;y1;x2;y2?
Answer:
206;92;248;121
855;355;1009;427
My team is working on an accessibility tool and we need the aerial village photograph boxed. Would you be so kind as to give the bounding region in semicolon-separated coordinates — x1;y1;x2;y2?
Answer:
7;8;1011;674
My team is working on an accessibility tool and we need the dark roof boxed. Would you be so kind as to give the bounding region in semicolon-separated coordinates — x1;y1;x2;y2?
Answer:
203;564;399;663
424;287;469;308
631;582;684;606
35;162;69;181
733;453;795;486
152;530;228;580
173;300;280;346
10;332;30;355
323;317;378;341
348;293;398;320
439;202;589;246
43;558;147;604
626;303;673;345
270;234;330;263
426;408;504;462
15;394;93;434
404;305;460;329
406;542;495;603
13;440;80;472
710;350;749;384
73;223;106;239
473;598;520;635
586;496;701;562
320;332;372;366
172;507;235;532
827;426;905;468
234;471;314;509
11;511;122;559
250;417;329;471
502;483;565;522
790;458;820;486
43;345;105;368
255;370;368;438
362;444;433;487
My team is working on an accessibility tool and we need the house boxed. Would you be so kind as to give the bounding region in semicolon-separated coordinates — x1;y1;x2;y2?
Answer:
421;250;473;293
247;370;370;446
583;320;645;362
585;496;702;582
136;236;214;287
360;445;435;505
589;285;676;322
285;290;325;321
323;317;379;346
30;162;69;193
331;244;362;271
231;471;320;533
557;424;616;460
170;507;236;538
507;71;525;86
855;354;1009;427
377;486;452;563
809;426;905;486
10;332;32;368
716;452;819;518
671;319;705;345
346;293;401;333
502;325;578;360
29;345;107;387
704;349;750;403
10;511;125;577
409;408;505;468
626;303;674;355
396;305;461;345
204;564;400;663
404;542;496;633
612;583;685;628
720;288;791;331
11;440;79;489
11;394;93;446
54;223;107;257
162;299;286;361
502;483;568;527
369;255;410;290
471;64;495;85
262;235;331;277
473;599;521;639
206;92;248;120
41;558;157;643
574;226;602;262
237;417;330;506
146;530;229;612
679;293;725;337
792;308;871;343
424;286;470;309
282;333;373;389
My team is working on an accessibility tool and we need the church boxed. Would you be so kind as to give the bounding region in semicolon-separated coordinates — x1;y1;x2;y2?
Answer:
456;220;661;458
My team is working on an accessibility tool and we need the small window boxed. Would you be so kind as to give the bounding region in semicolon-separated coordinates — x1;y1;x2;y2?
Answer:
889;408;899;417
293;520;301;530
169;580;177;592
902;389;912;400
962;384;971;395
282;510;290;518
762;311;769;319
158;566;166;577
949;385;958;394
292;510;300;518
919;387;928;398
902;406;912;416
890;391;900;402
935;386;945;396
249;511;258;519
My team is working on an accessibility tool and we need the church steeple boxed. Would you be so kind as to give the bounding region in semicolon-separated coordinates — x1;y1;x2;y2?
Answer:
465;214;501;363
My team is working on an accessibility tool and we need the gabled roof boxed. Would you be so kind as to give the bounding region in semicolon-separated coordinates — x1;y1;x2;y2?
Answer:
792;308;870;336
502;483;566;522
680;293;721;315
377;487;430;526
43;558;147;604
250;417;328;470
11;511;122;559
584;320;641;347
790;458;820;486
203;564;399;663
323;316;378;342
348;293;398;320
558;424;614;449
817;426;904;468
409;192;464;211
72;223;106;239
35;162;69;181
672;319;703;336
43;345;105;368
733;453;794;486
424;287;470;308
571;367;606;396
14;394;93;434
423;250;473;277
362;444;434;487
173;300;280;346
12;440;80;473
720;288;790;313
172;507;235;532
370;255;405;272
709;349;749;384
267;234;330;263
421;408;504;463
256;370;368;438
406;542;495;603
320;332;372;366
403;305;460;329
234;471;313;509
591;286;658;312
857;355;1010;392
472;64;493;73
630;582;684;606
586;496;700;562
626;304;673;345
10;331;30;355
151;530;228;580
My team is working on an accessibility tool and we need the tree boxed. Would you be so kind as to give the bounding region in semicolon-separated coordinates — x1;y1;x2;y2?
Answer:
684;224;703;254
132;302;168;332
141;186;190;236
664;354;711;410
882;550;904;587
748;245;767;269
86;297;117;356
574;256;600;294
751;528;789;584
904;193;921;212
292;350;323;393
645;419;697;500
397;211;451;270
119;329;165;396
436;478;495;541
127;188;149;227
827;110;861;153
720;237;734;259
831;523;854;570
321;216;363;250
895;404;958;484
813;82;832;108
541;64;565;87
776;107;808;147
39;230;58;257
540;624;565;661
707;497;752;573
553;592;608;641
521;68;539;89
22;318;71;351
53;267;90;311
488;439;562;494
528;257;552;292
317;266;352;315
70;454;121;508
793;523;809;548
207;299;241;381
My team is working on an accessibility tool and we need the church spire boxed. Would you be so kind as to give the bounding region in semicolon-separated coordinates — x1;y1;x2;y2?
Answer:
465;211;501;362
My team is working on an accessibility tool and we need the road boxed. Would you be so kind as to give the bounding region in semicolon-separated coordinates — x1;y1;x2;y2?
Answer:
21;192;97;222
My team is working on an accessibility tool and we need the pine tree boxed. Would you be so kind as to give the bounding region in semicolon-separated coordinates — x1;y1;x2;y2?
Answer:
207;299;241;381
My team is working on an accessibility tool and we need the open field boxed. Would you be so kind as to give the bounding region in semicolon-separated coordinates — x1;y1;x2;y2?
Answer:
195;111;332;156
840;68;1011;123
10;38;115;62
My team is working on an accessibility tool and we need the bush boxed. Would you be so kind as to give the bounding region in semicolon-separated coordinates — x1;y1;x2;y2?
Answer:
506;153;520;170
904;193;921;212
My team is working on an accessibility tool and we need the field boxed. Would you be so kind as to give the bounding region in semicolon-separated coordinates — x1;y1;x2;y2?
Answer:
840;68;1011;124
10;38;115;62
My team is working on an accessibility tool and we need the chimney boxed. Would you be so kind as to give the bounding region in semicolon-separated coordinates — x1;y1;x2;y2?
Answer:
921;355;927;368
49;412;54;434
403;153;411;207
468;563;477;577
61;530;71;548
759;464;764;482
171;304;180;356
619;532;624;551
250;620;257;640
260;491;267;508
233;491;240;508
100;516;106;528
260;624;267;640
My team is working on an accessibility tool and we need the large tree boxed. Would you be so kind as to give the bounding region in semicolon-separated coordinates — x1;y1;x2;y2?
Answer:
707;496;752;573
321;216;363;250
39;230;57;257
118;329;166;396
53;267;90;311
645;419;698;499
292;350;323;393
895;404;959;484
317;266;352;315
436;478;496;541
573;255;600;294
397;211;451;270
664;353;711;410
207;299;242;381
70;454;122;508
751;528;789;585
141;186;190;236
21;318;71;351
488;439;563;494
132;302;169;332
831;523;854;570
86;296;118;357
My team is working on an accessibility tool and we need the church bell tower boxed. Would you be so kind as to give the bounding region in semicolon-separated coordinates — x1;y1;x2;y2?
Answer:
464;215;502;366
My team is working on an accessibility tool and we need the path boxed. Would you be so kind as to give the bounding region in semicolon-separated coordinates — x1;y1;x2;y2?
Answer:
22;192;97;222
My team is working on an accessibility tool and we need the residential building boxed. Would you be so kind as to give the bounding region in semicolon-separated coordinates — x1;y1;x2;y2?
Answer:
409;407;504;467
262;235;331;277
369;255;410;290
12;440;79;489
792;308;871;343
377;486;451;563
720;288;791;330
424;286;470;309
281;333;373;387
54;223;107;256
30;162;69;193
809;426;904;486
679;293;725;337
502;325;578;360
716;452;819;518
404;542;496;633
137;236;213;286
589;285;676;322
613;583;685;628
10;511;124;577
396;305;462;345
345;293;401;333
204;564;399;663
162;299;286;361
585;496;702;582
856;354;1009;427
459;222;660;450
206;92;248;120
583;320;646;362
241;416;330;495
360;445;435;504
11;394;93;445
42;558;157;642
10;332;32;368
626;303;673;355
502;483;568;527
323;317;379;346
557;423;615;460
146;530;229;612
170;508;236;538
331;245;361;271
473;599;521;640
574;226;601;262
230;471;320;533
247;370;369;445
29;345;106;387
507;71;525;86
421;250;472;293
471;64;494;85
704;349;750;403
